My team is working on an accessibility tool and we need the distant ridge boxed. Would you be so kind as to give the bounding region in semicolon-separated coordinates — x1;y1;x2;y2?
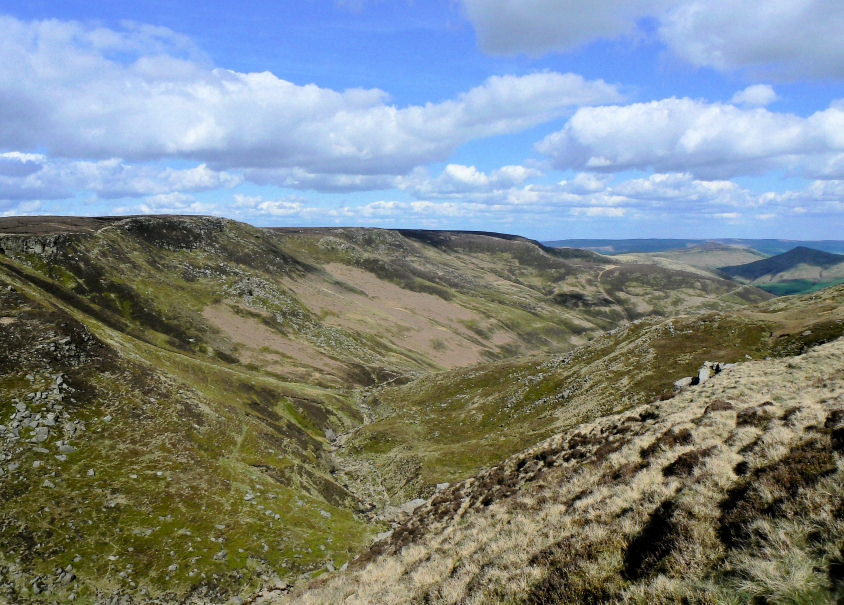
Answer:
720;246;844;281
544;238;844;256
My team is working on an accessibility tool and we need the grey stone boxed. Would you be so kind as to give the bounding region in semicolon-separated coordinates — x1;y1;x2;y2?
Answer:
59;444;75;454
674;376;693;389
399;498;426;514
375;530;393;542
698;366;712;384
436;482;450;491
42;479;55;488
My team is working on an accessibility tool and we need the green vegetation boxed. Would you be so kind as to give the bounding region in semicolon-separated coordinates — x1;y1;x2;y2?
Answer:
758;278;844;296
287;335;844;604
344;283;844;502
0;215;838;603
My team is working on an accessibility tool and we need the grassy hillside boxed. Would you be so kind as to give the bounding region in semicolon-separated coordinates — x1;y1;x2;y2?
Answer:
337;284;844;505
0;216;772;385
0;258;373;603
618;243;768;275
0;215;819;604
720;246;844;295
721;246;844;280
281;329;844;604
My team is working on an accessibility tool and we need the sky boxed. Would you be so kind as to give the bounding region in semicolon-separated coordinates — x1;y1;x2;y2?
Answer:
1;1;844;239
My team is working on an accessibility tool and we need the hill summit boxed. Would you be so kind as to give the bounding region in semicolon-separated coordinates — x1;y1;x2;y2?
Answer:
721;246;844;281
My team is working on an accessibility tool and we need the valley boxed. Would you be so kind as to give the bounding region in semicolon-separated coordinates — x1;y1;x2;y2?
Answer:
0;215;842;604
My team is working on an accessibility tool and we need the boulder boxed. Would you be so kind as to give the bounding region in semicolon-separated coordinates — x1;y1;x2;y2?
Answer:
673;377;693;390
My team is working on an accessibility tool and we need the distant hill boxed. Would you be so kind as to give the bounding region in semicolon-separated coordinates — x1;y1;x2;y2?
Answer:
720;246;844;295
617;243;768;276
545;238;844;256
721;246;844;280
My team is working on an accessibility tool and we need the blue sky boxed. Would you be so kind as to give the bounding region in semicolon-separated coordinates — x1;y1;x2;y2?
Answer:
2;1;844;239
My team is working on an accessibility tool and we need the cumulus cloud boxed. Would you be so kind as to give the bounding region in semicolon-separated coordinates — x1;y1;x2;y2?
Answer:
243;168;398;193
0;16;620;177
223;170;844;230
0;152;241;201
572;206;627;217
461;1;844;79
461;0;672;55
659;1;844;78
0;152;46;177
0;200;42;217
730;84;778;107
231;194;492;223
232;194;305;217
398;163;543;197
536;97;844;179
113;192;223;216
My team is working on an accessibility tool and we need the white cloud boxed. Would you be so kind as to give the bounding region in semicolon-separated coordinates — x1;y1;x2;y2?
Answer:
0;200;42;217
0;16;620;178
0;152;241;201
0;152;46;177
461;0;672;55
222;171;844;229
243;168;397;193
399;163;543;197
558;172;611;194
231;195;491;223
613;173;753;206
536;97;844;179
730;84;777;107
115;192;223;216
572;206;627;217
232;194;305;217
461;1;844;79
659;1;844;78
